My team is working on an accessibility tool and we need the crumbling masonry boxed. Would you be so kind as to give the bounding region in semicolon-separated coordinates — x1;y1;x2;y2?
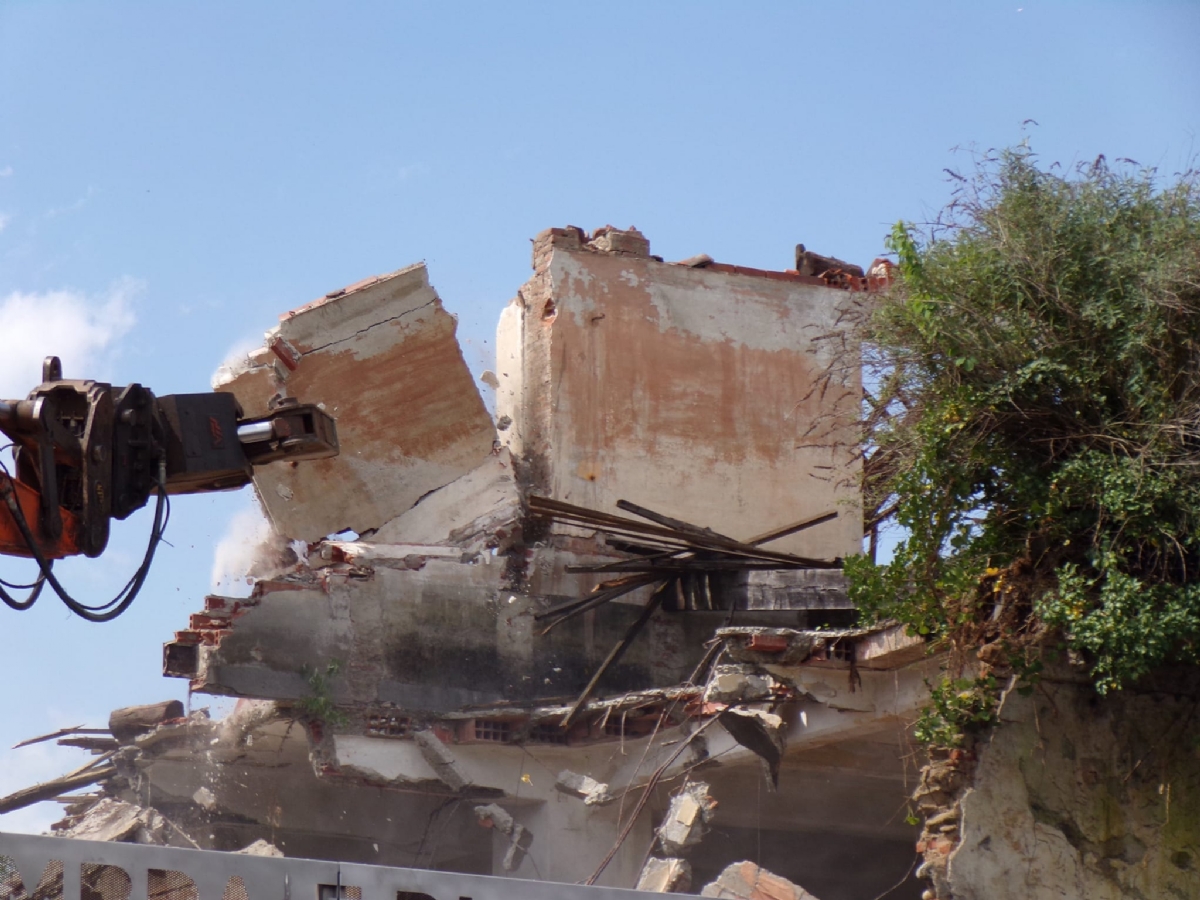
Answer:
15;228;934;900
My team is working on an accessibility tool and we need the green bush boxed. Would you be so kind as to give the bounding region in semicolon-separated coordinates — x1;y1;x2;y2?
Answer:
297;659;348;727
853;147;1200;694
913;676;999;748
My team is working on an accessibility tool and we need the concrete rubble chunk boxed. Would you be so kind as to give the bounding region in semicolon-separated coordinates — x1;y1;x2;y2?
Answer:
700;861;822;900
656;781;717;856
109;700;185;743
636;857;693;893
587;225;651;257
191;786;217;810
719;627;819;665
216;262;497;541
474;804;532;872
501;823;532;872
704;665;780;705
235;839;284;857
473;803;515;834
57;798;167;845
413;730;468;791
794;244;864;279
554;770;615;806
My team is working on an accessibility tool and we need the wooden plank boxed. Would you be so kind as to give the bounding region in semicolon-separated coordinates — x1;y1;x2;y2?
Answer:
0;767;116;815
744;510;839;547
13;725;108;750
109;700;184;742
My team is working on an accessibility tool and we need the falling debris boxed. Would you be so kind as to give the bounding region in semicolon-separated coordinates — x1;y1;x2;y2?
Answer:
656;781;718;856
191;786;217;810
473;804;532;872
717;708;786;788
413;731;468;791
553;771;614;806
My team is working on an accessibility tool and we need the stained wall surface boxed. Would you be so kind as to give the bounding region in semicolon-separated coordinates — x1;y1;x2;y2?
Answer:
948;673;1200;900
498;230;863;561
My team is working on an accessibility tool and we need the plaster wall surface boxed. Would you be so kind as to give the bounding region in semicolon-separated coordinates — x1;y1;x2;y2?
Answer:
498;240;862;561
948;674;1200;900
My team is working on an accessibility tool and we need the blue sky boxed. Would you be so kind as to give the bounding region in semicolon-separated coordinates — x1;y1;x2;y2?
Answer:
1;1;1197;832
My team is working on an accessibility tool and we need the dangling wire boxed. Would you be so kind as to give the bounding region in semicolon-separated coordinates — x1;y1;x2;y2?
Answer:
0;456;171;621
0;569;46;610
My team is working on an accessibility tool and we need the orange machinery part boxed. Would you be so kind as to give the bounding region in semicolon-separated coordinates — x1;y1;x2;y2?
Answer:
0;473;81;560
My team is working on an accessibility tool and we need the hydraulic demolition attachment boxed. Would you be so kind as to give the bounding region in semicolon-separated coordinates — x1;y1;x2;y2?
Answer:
0;356;337;619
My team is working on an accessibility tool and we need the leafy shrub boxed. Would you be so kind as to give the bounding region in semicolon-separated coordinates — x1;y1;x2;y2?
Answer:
853;147;1200;694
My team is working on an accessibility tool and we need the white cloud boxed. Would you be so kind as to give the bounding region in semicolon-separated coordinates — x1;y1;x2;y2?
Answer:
0;212;10;233
0;166;12;178
44;186;95;220
211;498;302;597
0;280;139;397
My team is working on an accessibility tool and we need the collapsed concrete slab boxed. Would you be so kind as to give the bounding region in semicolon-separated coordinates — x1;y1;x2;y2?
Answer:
166;558;717;710
215;263;497;542
55;799;167;845
371;448;521;551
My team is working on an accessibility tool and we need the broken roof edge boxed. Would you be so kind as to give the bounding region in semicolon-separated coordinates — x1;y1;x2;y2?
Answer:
209;260;438;390
533;224;894;292
283;260;430;323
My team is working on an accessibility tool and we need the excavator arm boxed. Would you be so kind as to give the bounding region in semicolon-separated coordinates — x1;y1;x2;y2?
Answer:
0;356;337;563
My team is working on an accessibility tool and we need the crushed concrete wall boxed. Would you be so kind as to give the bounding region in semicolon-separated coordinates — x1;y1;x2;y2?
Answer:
938;671;1200;900
216;263;497;542
127;227;920;896
497;227;863;561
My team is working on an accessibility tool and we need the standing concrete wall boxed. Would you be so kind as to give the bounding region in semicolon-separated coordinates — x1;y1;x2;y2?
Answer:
498;227;862;562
